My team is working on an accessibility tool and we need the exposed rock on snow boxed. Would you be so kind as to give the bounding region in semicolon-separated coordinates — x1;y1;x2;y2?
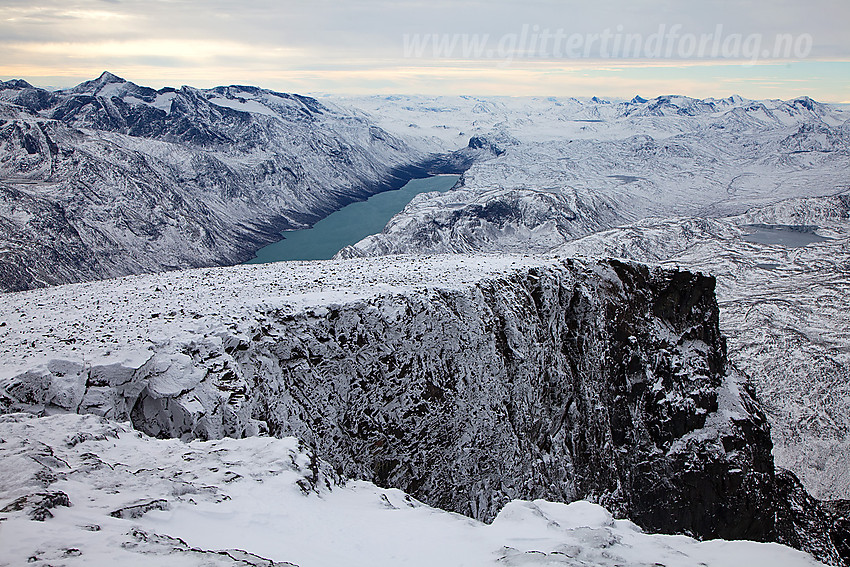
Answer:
0;254;845;563
0;412;317;566
0;412;831;567
2;87;849;566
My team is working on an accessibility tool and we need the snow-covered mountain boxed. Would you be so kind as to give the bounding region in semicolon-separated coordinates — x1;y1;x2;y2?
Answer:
336;95;849;258
0;73;491;292
0;412;832;567
0;255;847;564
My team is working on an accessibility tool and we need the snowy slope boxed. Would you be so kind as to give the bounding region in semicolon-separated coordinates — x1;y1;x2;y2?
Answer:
336;95;849;259
0;412;828;567
2;86;849;566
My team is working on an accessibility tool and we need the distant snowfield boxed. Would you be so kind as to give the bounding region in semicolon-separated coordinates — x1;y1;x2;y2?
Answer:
331;93;850;152
0;413;826;567
208;96;280;117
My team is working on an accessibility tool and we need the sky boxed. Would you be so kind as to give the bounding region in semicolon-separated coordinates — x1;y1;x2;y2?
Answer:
0;0;848;102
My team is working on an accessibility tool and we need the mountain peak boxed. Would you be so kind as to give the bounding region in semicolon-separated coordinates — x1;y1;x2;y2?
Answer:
96;71;126;84
789;96;817;111
0;79;35;90
65;71;131;96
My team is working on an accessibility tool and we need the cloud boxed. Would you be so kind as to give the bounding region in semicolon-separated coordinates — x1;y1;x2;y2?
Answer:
0;0;847;99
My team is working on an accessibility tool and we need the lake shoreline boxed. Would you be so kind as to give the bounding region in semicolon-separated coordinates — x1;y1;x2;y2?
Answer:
245;174;460;263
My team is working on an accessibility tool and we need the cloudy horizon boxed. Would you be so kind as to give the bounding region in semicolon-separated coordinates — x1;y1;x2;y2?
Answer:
1;0;848;102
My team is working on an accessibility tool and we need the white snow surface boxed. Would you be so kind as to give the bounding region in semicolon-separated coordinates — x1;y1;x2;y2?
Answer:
0;254;559;380
208;96;279;117
1;86;847;564
0;412;827;567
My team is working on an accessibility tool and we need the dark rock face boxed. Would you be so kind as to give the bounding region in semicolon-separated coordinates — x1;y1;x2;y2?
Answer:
226;259;847;564
2;257;845;563
467;135;506;156
826;501;850;561
227;260;774;540
774;470;850;566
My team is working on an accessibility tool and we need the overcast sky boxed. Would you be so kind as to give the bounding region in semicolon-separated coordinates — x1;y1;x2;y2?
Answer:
1;0;848;101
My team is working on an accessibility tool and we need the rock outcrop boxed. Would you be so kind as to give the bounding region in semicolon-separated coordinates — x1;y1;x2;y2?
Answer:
1;254;845;563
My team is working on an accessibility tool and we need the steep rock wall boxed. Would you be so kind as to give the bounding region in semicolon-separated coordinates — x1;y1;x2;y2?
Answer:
2;258;778;542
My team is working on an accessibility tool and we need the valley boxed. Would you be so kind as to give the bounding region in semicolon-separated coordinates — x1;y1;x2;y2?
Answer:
246;174;459;263
1;76;849;566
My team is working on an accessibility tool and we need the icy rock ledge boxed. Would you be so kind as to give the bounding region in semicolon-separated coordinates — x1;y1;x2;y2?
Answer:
0;254;845;564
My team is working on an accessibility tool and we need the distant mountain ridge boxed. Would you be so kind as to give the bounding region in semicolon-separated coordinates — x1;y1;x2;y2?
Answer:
335;93;849;259
0;72;486;291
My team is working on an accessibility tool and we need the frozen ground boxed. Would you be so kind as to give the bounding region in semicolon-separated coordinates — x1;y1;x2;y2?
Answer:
0;413;827;567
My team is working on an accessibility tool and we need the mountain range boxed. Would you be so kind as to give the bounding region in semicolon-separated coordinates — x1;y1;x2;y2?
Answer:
0;73;486;292
1;75;849;566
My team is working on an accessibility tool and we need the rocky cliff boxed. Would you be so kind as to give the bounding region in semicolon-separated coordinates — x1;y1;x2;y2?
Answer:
0;254;845;563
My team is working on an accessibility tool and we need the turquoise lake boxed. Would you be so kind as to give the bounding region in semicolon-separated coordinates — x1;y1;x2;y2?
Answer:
246;175;459;263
